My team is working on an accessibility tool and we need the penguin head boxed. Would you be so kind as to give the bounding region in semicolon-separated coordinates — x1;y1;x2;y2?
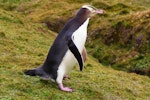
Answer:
82;5;104;17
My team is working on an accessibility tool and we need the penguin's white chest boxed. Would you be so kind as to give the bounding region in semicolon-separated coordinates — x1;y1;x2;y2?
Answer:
58;18;89;74
72;19;89;52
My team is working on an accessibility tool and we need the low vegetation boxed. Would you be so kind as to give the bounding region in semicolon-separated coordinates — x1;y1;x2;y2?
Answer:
0;0;150;99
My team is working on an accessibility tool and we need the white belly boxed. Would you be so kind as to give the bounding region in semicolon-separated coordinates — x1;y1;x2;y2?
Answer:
58;18;89;75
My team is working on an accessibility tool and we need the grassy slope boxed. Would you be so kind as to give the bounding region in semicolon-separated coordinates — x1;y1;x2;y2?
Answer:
0;0;150;100
18;0;150;75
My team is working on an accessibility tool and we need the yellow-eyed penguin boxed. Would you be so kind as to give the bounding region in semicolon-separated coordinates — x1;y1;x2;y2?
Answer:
24;5;104;92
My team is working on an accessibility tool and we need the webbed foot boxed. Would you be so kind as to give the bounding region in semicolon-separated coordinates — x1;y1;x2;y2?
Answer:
58;83;73;92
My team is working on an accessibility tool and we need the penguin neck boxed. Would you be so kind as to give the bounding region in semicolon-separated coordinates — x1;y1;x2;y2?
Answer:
74;15;90;27
83;18;90;28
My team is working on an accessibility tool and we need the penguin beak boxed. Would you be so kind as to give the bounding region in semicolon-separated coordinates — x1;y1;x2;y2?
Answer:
82;5;105;16
94;9;105;14
89;5;105;14
90;9;104;17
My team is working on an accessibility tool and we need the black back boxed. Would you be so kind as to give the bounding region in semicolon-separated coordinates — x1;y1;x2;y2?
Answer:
41;8;91;80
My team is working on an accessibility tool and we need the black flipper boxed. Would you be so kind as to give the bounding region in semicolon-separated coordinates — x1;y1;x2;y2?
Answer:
67;37;83;71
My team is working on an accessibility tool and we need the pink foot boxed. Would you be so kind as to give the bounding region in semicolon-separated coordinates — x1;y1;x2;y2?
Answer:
58;83;73;92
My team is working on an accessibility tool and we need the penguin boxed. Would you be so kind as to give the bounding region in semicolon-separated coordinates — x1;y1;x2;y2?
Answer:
24;5;104;92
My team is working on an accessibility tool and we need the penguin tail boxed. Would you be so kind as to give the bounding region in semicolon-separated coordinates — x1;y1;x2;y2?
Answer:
24;69;36;76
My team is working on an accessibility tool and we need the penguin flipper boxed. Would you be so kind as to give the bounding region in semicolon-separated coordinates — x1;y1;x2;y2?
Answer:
67;38;83;71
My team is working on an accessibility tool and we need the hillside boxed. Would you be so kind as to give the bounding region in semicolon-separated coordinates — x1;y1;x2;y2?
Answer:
0;0;150;100
11;0;150;76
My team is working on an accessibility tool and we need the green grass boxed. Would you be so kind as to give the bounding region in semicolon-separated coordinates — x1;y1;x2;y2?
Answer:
0;0;150;100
